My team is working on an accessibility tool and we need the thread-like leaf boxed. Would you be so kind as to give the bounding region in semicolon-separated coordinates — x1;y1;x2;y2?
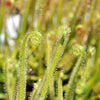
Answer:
65;44;85;100
57;73;63;100
4;59;12;100
34;26;71;100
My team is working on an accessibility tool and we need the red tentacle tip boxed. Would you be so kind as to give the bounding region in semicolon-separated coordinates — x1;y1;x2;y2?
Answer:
6;0;13;9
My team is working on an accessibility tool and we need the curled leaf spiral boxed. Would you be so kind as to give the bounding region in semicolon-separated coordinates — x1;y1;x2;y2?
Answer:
65;44;85;100
18;31;42;100
36;25;71;100
30;32;42;47
72;44;84;56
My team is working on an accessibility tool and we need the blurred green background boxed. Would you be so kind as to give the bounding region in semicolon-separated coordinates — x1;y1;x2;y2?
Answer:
0;0;100;100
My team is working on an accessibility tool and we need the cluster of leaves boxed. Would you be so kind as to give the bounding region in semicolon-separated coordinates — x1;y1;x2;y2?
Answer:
0;0;100;100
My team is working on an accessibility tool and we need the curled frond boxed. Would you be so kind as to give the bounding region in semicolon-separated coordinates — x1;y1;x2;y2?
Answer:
18;31;42;100
65;44;85;100
35;25;71;100
30;32;42;48
72;44;84;56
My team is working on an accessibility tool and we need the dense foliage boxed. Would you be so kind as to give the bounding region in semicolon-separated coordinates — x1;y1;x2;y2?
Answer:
0;0;100;100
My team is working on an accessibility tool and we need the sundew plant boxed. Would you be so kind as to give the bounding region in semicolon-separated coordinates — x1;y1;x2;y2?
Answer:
0;0;100;100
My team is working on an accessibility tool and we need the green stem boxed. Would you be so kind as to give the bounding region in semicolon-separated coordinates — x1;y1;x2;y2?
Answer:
57;75;63;100
57;0;63;25
5;59;12;100
40;44;62;99
83;58;91;83
20;0;32;38
29;80;41;100
49;77;55;100
0;0;5;34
